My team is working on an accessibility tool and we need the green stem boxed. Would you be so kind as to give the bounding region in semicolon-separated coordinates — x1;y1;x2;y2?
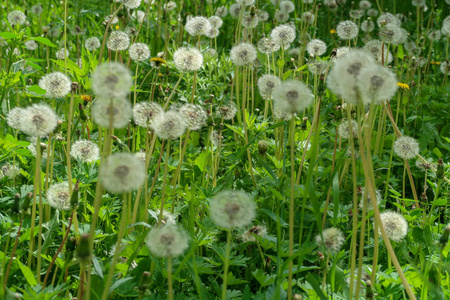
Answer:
221;230;232;300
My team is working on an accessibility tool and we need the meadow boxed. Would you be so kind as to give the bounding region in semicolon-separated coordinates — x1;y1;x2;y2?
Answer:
1;0;450;299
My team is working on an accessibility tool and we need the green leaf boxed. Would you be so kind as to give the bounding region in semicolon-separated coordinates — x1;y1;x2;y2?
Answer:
432;147;443;158
28;37;57;47
305;273;327;300
93;256;104;279
431;198;447;206
108;277;133;295
27;85;46;95
0;32;18;39
194;151;208;172
17;260;37;286
261;208;288;227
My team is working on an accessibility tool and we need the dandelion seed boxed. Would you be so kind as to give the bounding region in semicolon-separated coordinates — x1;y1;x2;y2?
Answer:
70;140;100;163
152;111;186;140
25;40;38;51
241;225;268;242
308;62;328;75
131;10;145;23
280;1;295;13
377;13;401;27
7;107;25;130
327;49;376;105
394;136;419;160
359;0;371;9
315;227;345;254
1;163;20;179
302;11;315;24
215;6;228;18
338;119;358;139
107;31;130;51
257;9;269;22
129;43;150;61
230;42;257;66
379;211;408;242
8;11;26;26
209;190;256;229
92;62;133;99
208;16;223;29
185;16;211;36
257;37;280;54
361;20;375;32
146;225;189;257
100;152;146;193
336;20;359;40
38;72;72;99
173;47;203;72
31;5;43;15
258;74;281;99
216;102;237;120
47;182;72;211
358;64;398;104
359;187;382;210
85;37;101;51
273;80;313;114
271;25;296;46
306;39;327;57
133;101;164;128
122;0;141;9
92;98;132;128
177;104;207;131
20;104;58;136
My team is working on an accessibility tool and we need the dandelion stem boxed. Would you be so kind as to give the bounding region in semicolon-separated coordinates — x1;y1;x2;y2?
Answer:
221;230;232;300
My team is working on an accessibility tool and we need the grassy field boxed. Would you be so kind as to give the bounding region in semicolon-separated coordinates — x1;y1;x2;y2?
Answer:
1;0;450;299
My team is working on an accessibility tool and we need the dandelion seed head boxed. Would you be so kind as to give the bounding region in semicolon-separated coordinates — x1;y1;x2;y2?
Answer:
364;40;393;64
359;187;382;210
85;37;101;51
133;101;164;128
236;0;255;5
280;0;295;13
394;136;419;160
336;20;359;40
241;14;259;29
185;16;211;36
367;8;378;17
208;16;223;29
412;0;426;6
210;190;256;229
100;152;146;193
38;72;72;98
377;13;401;27
177;104;207;131
302;11;315;24
258;74;281;99
8;11;26;26
379;24;403;44
230;42;257;66
1;163;20;179
229;3;242;18
105;14;119;24
20;104;58;136
440;61;450;75
173;47;203;72
25;40;38;51
288;48;301;56
152;111;186;140
216;102;237;120
308;62;328;75
70;140;100;163
31;5;43;15
122;0;141;9
306;39;327;57
205;28;220;38
275;10;290;23
271;25;296;46
7;107;25;130
131;10;145;23
215;6;228;17
428;30;441;41
379;211;408;242
107;31;130;51
358;64;398;104
146;225;189;257
274;108;293;121
257;9;270;22
92;62;132;99
210;130;222;147
129;43;150;61
359;0;371;9
315;227;345;254
47;182;72;210
164;1;177;11
327;49;376;105
361;20;375;32
92;97;132;128
257;37;280;54
55;48;69;60
241;225;268;242
349;9;364;19
273;80;313;114
338;119;358;139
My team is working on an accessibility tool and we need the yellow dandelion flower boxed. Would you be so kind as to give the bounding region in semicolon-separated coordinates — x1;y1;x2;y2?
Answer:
330;29;337;34
150;57;167;66
115;25;119;30
397;82;409;90
81;94;92;102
